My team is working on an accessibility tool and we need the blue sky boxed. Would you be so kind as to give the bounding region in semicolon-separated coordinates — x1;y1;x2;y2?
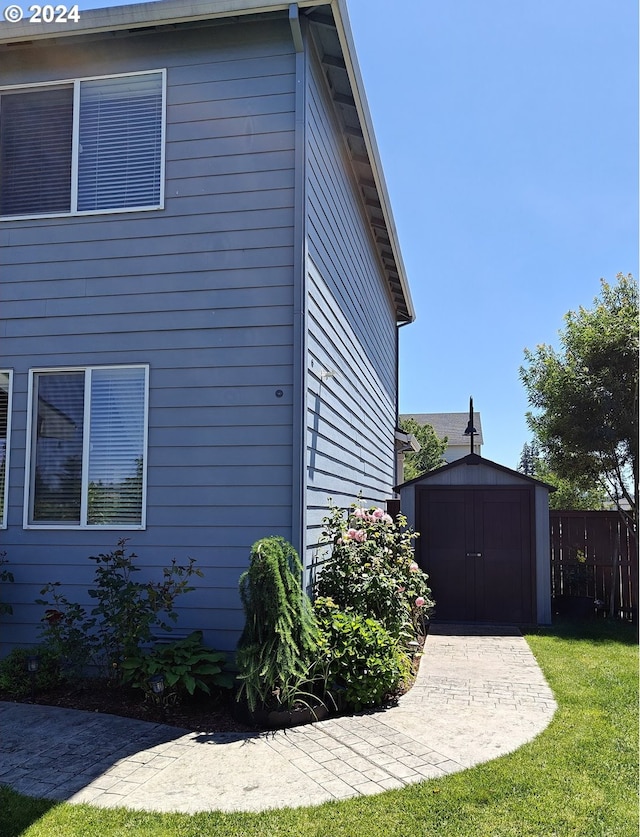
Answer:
38;0;640;467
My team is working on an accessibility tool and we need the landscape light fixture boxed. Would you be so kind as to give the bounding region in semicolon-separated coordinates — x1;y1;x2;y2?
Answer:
148;674;165;696
26;655;39;699
464;396;478;454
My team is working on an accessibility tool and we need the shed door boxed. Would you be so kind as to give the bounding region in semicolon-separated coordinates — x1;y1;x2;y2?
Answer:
418;488;534;623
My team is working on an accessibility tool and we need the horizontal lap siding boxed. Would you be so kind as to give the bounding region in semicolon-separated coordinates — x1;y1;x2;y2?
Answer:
304;50;397;572
0;19;297;654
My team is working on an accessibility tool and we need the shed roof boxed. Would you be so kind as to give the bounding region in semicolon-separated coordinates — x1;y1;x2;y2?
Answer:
394;453;555;491
401;412;484;446
0;0;414;324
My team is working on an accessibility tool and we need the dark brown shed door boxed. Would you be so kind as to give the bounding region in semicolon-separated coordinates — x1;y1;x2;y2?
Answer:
418;488;534;623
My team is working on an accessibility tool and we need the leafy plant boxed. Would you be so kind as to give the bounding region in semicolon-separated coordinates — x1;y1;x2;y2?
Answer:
236;537;320;712
0;553;14;617
314;598;411;710
316;502;433;639
121;631;233;704
37;539;202;681
87;539;202;673
36;586;97;679
0;646;63;698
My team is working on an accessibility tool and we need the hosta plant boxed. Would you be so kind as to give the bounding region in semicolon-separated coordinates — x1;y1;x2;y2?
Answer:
121;630;233;704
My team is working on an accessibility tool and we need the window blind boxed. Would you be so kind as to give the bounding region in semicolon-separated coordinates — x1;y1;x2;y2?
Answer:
0;371;10;527
32;372;84;524
88;367;146;525
78;73;163;211
0;87;73;216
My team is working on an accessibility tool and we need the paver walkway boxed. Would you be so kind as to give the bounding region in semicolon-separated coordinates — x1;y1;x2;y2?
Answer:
0;624;557;813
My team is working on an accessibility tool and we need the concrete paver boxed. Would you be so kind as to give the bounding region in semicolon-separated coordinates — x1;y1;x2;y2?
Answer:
0;624;557;813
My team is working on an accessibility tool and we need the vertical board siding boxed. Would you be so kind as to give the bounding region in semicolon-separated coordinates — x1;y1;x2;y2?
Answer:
0;19;297;654
550;510;637;620
304;48;397;575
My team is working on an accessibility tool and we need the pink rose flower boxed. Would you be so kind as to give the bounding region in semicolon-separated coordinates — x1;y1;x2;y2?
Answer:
353;508;366;519
347;528;367;542
409;562;419;572
371;508;384;520
382;513;393;524
415;596;425;607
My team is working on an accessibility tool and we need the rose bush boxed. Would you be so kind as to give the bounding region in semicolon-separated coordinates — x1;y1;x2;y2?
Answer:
315;502;434;640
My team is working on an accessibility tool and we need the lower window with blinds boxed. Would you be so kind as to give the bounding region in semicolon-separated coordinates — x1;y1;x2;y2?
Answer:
25;365;149;528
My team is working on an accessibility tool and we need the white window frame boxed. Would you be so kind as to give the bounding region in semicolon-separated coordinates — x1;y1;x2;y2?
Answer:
23;364;149;530
0;369;13;530
0;69;166;222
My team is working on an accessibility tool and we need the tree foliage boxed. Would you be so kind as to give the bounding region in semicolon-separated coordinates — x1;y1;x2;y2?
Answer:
520;274;638;530
399;418;447;481
517;441;540;477
517;442;607;510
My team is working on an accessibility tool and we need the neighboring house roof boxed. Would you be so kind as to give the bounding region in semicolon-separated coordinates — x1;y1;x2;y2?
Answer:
0;0;414;324
400;412;484;447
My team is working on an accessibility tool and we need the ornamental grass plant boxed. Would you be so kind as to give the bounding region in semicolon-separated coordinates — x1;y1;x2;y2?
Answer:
235;537;321;713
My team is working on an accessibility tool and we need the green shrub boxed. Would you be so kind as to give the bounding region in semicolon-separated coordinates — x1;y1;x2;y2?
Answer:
121;631;234;703
316;502;434;639
36;539;202;681
0;554;14;617
36;591;97;680
315;598;411;711
236;536;320;712
0;646;63;698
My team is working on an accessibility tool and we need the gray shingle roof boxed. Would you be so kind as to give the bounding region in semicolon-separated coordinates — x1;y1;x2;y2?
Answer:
400;412;484;446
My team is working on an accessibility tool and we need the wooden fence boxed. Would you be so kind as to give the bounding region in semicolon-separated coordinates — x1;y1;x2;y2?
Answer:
549;510;638;621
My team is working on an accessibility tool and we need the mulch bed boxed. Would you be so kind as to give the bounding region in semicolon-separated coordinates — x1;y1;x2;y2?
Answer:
1;638;426;734
0;683;253;733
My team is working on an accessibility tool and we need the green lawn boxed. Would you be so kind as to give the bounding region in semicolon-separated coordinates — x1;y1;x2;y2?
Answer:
1;619;637;837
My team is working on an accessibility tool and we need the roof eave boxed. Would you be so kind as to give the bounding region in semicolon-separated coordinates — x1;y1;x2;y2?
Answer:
0;0;323;43
330;0;415;323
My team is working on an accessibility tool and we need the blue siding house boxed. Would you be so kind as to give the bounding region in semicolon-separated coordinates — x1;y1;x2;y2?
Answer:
0;0;414;654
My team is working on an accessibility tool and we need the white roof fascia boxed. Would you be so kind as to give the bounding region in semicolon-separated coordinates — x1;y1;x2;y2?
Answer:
0;0;322;44
329;0;415;323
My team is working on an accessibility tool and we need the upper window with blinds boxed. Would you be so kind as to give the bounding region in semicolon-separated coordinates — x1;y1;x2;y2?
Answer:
25;365;149;529
0;70;165;219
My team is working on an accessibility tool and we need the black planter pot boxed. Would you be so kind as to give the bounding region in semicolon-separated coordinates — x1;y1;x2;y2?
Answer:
263;702;329;729
233;695;330;729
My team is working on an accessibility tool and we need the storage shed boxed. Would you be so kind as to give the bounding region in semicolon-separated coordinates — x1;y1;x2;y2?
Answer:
397;454;553;625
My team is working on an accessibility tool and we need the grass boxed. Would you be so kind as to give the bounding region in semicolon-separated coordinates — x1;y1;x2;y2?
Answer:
1;618;637;837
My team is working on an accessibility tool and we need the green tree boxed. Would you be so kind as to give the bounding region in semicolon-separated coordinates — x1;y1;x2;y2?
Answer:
517;441;539;476
399;418;447;481
520;274;638;533
517;440;607;509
